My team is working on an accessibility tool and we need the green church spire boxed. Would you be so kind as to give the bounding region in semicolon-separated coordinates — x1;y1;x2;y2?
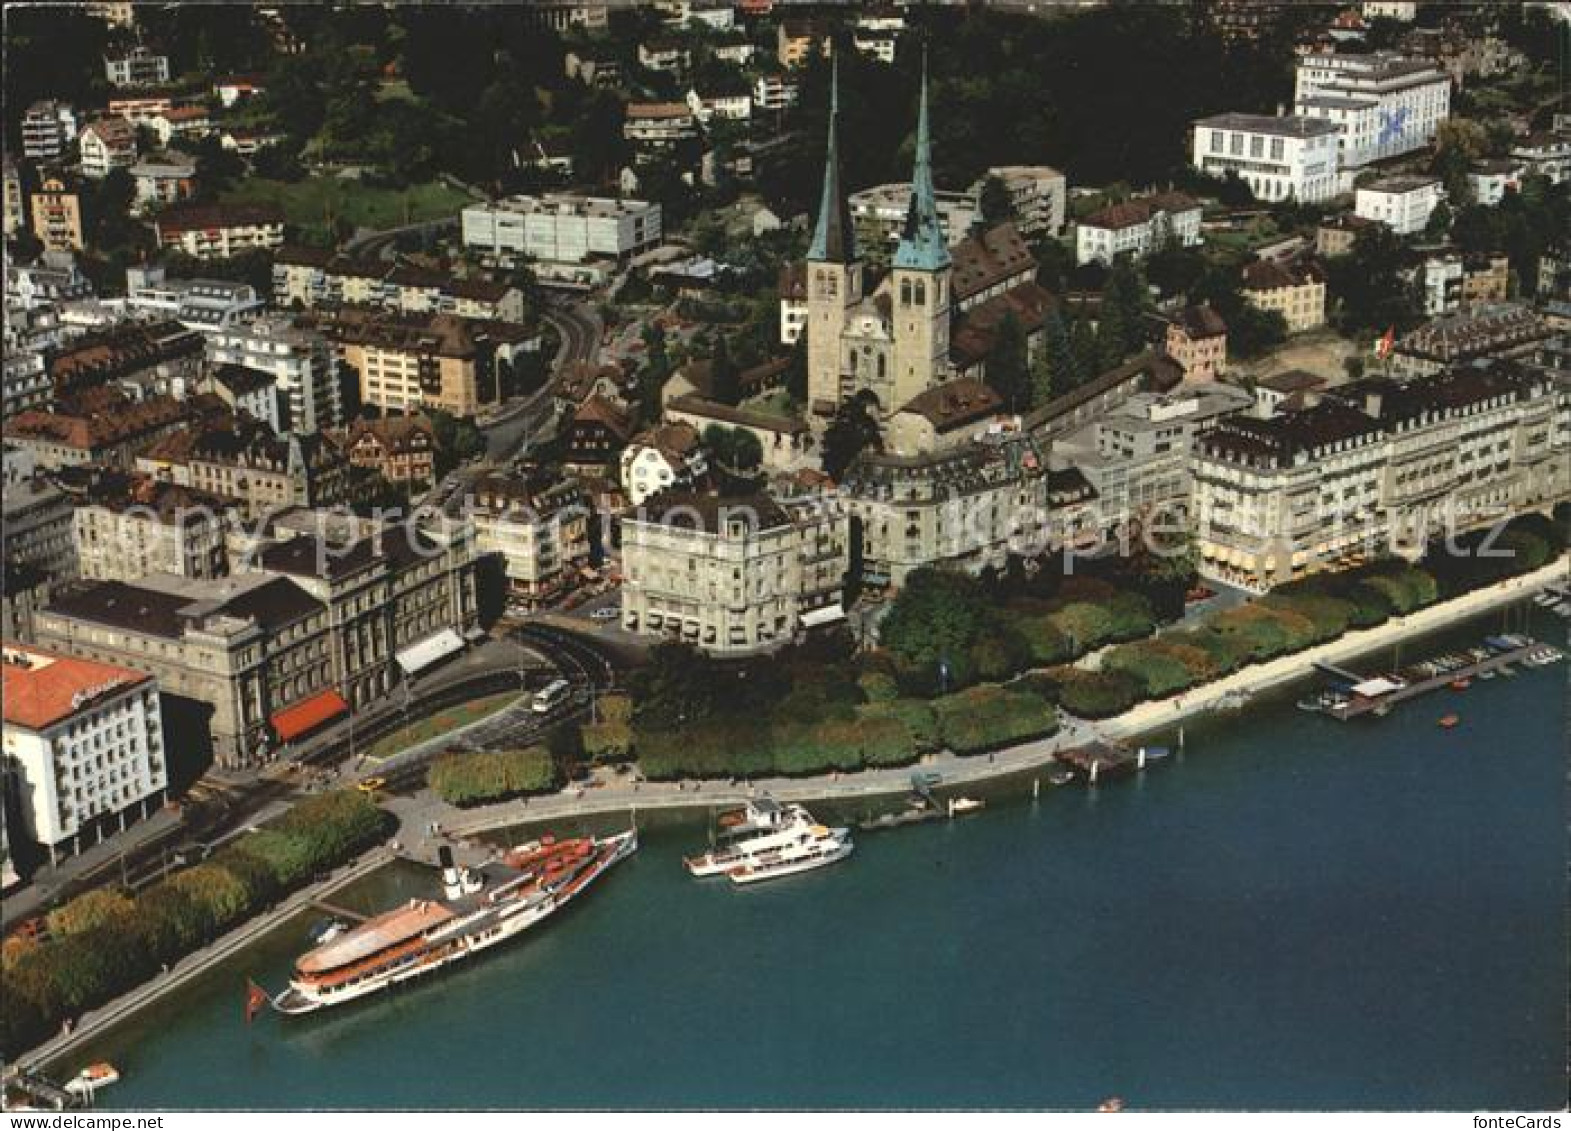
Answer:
893;49;950;273
808;57;854;264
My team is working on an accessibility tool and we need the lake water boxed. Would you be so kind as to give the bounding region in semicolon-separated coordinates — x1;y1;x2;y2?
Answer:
71;608;1568;1109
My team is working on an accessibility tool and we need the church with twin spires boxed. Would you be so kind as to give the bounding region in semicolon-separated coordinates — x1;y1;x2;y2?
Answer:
802;59;1060;589
805;58;955;431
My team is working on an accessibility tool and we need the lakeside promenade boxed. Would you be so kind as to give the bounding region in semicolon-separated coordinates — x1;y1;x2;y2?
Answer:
17;847;398;1076
12;556;1565;1073
441;557;1570;838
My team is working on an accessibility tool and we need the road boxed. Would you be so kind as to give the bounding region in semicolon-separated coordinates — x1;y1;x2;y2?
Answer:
481;299;602;462
341;216;459;261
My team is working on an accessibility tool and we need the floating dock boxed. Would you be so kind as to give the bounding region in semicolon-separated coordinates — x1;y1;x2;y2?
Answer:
1322;637;1555;721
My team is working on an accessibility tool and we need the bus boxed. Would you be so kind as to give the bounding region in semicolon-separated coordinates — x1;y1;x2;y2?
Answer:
531;678;572;714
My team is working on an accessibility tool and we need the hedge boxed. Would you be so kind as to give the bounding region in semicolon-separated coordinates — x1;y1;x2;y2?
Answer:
635;710;929;780
428;746;559;807
931;686;1057;754
0;790;389;1059
1041;667;1142;719
856;698;940;753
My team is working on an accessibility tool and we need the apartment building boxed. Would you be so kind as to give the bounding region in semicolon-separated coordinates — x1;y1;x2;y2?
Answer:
3;157;24;237
839;430;1050;590
1420;254;1511;317
104;46;170;86
271;247;526;321
975;165;1068;238
338;414;437;486
126;265;263;331
129;152;198;211
153;203;285;258
1165;304;1229;383
69;472;231;582
1241;256;1327;334
206;315;343;434
753;72;800;112
327;309;535;417
1067;383;1254;522
137;421;349;520
1;643;167;866
1293;52;1450;169
460;194;661;265
621;422;709;506
1468;160;1524;207
471;471;591;607
1191;113;1342;203
777;18;832;68
622;102;700;156
46;319;205;403
30;178;84;252
1354;174;1444;235
21;102;78;162
620;490;848;653
1191;362;1566;588
78;118;138;179
1390;304;1553;379
3;396;193;472
849;182;980;264
2;475;77;580
1074;191;1202;265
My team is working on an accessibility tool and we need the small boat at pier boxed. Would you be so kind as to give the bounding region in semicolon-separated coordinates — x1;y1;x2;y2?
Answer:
64;1064;119;1097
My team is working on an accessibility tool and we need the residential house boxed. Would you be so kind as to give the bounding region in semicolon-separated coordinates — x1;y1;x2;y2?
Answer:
1165;304;1229;382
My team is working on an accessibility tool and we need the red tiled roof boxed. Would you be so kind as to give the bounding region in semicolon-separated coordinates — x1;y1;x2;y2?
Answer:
2;643;150;731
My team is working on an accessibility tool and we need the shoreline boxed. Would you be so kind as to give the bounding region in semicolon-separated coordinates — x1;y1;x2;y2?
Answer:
15;557;1566;1074
17;846;399;1078
443;557;1570;838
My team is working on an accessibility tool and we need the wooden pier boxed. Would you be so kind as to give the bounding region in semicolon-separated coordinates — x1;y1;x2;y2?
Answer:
1055;741;1169;784
1325;642;1540;721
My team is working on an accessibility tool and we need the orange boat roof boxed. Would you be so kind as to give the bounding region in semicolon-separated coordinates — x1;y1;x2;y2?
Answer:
297;900;453;974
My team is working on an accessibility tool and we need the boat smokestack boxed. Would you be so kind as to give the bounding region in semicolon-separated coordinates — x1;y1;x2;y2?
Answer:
439;846;462;900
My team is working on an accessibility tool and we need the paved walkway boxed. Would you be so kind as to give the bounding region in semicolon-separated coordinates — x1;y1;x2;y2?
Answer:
13;845;398;1074
442;559;1568;839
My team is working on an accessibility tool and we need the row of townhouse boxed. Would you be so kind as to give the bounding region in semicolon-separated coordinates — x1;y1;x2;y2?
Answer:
272;247;526;322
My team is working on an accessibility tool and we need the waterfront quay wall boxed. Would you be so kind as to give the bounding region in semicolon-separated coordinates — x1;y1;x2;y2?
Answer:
448;557;1570;839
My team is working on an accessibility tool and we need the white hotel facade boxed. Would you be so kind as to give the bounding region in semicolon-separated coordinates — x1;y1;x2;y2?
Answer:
1191;362;1569;589
1294;52;1450;170
1191;113;1343;203
1;643;169;866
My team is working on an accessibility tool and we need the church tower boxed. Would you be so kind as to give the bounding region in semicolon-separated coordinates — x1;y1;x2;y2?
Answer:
805;59;863;419
889;54;951;412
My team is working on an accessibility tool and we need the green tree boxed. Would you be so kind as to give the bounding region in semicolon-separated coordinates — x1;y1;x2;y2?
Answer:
821;390;883;480
986;311;1031;413
976;174;1015;230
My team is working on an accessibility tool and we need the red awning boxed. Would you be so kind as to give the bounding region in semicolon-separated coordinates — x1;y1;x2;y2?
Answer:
271;689;350;743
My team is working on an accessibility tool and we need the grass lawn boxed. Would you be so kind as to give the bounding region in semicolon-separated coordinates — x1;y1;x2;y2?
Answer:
220;176;474;237
742;387;799;420
364;691;520;762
